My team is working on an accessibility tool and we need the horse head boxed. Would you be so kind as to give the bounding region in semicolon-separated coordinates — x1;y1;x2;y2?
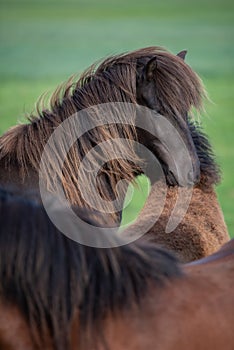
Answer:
135;50;201;187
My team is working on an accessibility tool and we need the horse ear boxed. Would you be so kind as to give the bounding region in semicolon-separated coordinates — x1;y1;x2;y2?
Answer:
177;50;187;60
145;57;157;81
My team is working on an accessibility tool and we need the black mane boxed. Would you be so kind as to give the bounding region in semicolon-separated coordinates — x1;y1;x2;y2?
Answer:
0;189;182;349
188;120;221;186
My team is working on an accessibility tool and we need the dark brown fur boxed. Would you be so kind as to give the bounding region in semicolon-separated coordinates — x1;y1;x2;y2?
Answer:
0;189;181;350
0;46;205;224
0;191;233;350
126;179;229;262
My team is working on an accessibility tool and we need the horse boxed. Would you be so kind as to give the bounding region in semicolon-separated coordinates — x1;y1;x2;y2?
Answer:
0;46;204;228
0;189;233;350
124;54;230;262
125;125;230;262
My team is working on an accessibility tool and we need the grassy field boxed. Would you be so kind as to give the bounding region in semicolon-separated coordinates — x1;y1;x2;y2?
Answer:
0;0;233;236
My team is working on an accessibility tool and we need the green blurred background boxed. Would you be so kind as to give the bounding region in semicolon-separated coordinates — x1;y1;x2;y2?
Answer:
0;0;233;236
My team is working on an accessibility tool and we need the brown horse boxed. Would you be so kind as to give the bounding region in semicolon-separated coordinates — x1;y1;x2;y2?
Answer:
0;47;203;227
125;61;230;262
0;190;233;350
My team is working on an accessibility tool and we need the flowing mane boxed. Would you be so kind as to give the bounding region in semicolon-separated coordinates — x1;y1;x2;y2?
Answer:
0;47;205;215
0;52;140;209
0;189;182;349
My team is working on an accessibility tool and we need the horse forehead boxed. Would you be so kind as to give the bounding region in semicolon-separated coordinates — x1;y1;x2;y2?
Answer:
136;56;152;67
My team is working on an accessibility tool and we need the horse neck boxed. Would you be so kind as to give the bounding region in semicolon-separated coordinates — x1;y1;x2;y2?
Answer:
126;177;229;262
83;270;234;350
2;264;234;350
